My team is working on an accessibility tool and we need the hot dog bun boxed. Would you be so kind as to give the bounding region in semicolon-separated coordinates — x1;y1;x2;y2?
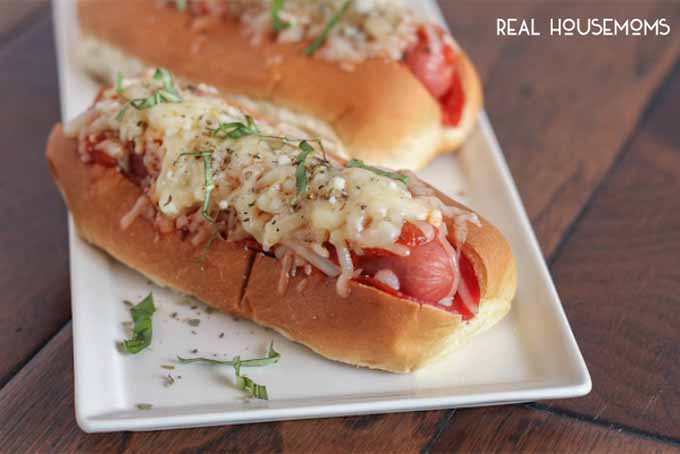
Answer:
47;124;515;372
76;0;482;171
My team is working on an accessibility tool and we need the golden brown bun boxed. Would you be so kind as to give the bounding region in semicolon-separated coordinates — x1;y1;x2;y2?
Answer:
77;0;483;170
46;124;514;373
46;125;254;315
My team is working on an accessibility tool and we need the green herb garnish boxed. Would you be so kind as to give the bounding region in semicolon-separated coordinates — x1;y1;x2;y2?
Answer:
175;0;187;12
121;293;156;354
115;72;125;94
346;159;409;185
212;115;260;139
178;341;280;400
117;67;182;120
271;0;290;32
164;372;175;387
305;0;352;55
195;229;223;263
292;140;315;204
136;403;153;410
178;342;280;367
176;150;215;222
251;134;326;159
233;357;268;400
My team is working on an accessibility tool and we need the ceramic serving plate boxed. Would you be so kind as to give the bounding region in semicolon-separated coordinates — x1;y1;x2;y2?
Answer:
52;0;590;432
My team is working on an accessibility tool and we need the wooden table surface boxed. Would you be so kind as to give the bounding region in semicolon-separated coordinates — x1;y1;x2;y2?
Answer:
1;1;679;452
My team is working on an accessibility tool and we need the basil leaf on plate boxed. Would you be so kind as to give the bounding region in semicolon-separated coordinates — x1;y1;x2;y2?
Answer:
122;293;156;354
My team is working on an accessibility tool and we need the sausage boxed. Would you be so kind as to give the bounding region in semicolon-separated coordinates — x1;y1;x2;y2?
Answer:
403;43;454;99
403;30;465;127
356;237;456;303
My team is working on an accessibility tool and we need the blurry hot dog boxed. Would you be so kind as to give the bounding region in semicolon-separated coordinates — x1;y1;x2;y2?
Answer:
76;0;483;170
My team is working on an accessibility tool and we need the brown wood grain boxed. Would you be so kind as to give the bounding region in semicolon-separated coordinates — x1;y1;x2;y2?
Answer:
539;55;680;438
444;2;680;256
430;406;677;454
0;15;68;385
0;324;447;453
1;324;678;452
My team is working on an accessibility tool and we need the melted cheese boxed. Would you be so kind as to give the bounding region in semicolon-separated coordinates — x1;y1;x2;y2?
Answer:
67;70;466;261
177;0;419;64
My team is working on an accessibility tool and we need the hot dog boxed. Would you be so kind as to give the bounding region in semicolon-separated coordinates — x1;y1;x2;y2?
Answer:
46;70;514;372
75;0;483;171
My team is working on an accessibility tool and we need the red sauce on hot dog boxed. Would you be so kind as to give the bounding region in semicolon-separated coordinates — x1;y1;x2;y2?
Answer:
84;132;118;167
85;132;151;184
354;223;480;319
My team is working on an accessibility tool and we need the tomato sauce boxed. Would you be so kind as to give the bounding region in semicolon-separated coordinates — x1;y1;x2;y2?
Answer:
84;132;151;185
84;132;118;167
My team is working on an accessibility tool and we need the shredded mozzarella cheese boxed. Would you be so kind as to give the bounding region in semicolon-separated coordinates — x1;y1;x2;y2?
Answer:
175;0;419;65
71;70;477;298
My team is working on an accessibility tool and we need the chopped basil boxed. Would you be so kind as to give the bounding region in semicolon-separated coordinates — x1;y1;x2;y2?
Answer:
212;115;260;139
233;358;268;400
176;151;215;222
175;0;187;12
177;341;280;400
136;403;153;410
154;67;180;96
115;105;130;122
271;0;290;32
117;67;182;120
115;72;125;95
121;294;156;354
178;342;280;367
305;0;352;55
195;229;223;263
293;140;315;204
201;153;215;221
346;159;409;185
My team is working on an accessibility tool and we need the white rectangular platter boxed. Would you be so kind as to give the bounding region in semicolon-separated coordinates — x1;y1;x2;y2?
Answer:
53;0;590;433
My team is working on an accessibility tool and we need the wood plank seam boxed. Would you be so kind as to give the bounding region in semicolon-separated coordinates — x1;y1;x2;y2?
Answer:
420;409;456;454
0;321;67;389
0;4;49;55
547;52;680;269
529;403;680;447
